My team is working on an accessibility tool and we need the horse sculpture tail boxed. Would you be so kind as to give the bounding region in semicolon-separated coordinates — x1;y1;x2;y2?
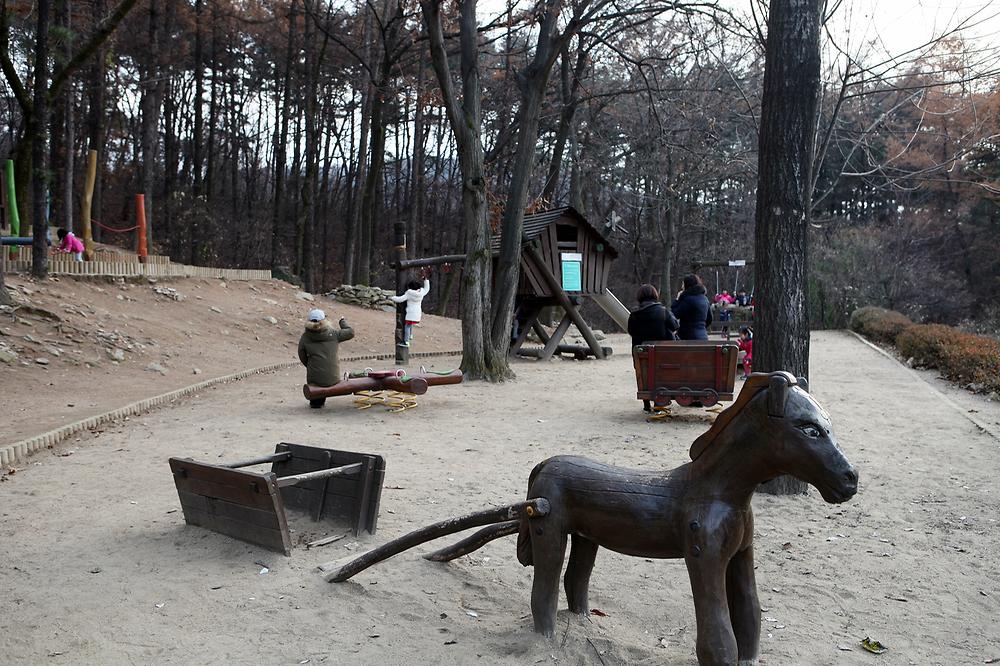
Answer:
517;460;547;567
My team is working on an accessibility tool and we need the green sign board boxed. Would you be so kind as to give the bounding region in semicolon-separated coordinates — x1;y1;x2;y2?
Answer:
561;252;582;292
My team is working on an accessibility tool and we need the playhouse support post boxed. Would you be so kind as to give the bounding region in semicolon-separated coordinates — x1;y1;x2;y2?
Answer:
135;194;148;263
393;221;409;366
524;245;605;359
539;312;573;361
510;303;541;355
81;150;97;260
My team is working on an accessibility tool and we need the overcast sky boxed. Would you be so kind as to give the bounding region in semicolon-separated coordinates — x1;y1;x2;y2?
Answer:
722;0;1000;58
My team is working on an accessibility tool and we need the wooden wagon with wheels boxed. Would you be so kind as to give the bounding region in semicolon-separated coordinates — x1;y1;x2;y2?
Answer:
632;341;740;407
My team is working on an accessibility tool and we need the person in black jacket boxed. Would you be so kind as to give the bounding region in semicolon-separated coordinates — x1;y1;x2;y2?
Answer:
671;274;713;340
628;284;679;411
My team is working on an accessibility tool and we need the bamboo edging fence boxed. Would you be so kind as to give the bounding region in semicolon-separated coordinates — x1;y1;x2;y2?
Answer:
6;255;271;281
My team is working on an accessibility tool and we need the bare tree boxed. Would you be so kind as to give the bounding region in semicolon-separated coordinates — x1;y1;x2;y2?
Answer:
753;0;822;495
420;0;510;380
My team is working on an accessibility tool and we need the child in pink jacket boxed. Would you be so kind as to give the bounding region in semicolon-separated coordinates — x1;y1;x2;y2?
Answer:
56;228;85;262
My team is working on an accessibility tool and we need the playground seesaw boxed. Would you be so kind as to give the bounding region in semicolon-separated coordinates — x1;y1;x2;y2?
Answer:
303;368;463;401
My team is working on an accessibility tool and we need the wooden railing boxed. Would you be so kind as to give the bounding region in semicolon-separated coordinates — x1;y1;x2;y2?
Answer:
4;252;271;281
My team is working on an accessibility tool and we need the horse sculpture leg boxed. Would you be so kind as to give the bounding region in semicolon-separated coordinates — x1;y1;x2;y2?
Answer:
564;535;599;614
726;546;761;664
686;552;738;665
529;520;568;637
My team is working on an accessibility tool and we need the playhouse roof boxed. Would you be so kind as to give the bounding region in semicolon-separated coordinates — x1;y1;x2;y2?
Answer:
489;206;618;258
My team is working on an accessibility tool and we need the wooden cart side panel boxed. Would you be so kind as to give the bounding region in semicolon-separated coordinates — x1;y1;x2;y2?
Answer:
272;444;385;534
168;458;291;555
633;343;740;399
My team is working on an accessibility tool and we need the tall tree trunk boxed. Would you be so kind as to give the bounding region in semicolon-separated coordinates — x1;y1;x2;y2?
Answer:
271;0;296;270
139;0;161;247
358;88;386;286
298;1;320;292
753;0;822;496
190;0;204;262
343;9;373;283
31;0;51;278
410;54;427;259
48;0;71;233
421;0;508;381
540;39;585;204
87;0;107;245
490;2;572;358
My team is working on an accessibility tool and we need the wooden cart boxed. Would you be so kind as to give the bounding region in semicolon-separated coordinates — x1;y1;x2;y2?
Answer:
169;443;385;555
633;341;740;407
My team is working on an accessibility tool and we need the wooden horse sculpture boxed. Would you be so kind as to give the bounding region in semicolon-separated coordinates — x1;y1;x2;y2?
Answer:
320;371;858;666
513;371;858;665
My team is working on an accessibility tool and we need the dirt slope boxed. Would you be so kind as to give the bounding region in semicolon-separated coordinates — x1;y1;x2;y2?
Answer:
0;274;462;446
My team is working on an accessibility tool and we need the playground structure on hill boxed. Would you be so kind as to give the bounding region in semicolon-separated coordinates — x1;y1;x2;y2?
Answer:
317;372;859;664
303;367;463;410
1;152;147;263
169;443;386;555
393;207;630;365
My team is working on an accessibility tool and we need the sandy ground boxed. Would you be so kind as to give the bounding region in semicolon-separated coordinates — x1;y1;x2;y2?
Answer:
0;274;462;445
1;330;998;665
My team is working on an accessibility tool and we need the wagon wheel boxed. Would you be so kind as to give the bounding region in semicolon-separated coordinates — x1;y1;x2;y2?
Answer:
674;388;696;407
701;389;720;407
653;388;672;407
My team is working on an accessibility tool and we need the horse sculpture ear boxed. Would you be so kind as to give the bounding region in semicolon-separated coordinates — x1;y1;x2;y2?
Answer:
796;376;809;392
768;374;789;417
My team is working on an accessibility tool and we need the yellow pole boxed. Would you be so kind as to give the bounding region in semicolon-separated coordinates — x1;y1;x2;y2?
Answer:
81;149;97;260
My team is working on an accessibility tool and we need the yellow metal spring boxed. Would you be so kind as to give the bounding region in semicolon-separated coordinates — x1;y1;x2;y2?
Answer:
353;390;418;412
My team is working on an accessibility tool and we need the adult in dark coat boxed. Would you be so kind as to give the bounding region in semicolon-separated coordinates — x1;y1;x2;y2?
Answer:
628;284;679;412
628;284;679;347
671;274;713;341
298;308;354;408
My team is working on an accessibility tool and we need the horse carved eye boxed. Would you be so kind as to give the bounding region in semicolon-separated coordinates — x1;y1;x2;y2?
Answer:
798;424;822;438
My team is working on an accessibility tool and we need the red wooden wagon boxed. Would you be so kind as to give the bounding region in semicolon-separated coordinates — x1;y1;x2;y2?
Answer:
632;341;740;407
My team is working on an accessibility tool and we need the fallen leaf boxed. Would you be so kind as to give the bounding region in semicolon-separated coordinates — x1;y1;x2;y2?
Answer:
861;637;888;654
590;608;609;617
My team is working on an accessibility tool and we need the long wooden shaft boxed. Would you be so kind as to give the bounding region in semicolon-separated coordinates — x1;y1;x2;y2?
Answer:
320;498;550;583
523;245;605;359
396;254;467;270
423;520;519;562
276;462;363;488
220;451;292;469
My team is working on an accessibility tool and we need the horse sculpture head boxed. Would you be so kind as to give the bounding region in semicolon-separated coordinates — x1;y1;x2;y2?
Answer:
691;371;859;503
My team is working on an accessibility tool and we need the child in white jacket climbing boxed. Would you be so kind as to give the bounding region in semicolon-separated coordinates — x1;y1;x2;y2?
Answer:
391;271;430;346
